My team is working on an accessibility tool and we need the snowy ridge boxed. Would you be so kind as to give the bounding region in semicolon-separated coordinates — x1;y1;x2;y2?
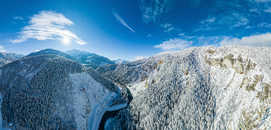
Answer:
105;46;271;130
0;55;127;130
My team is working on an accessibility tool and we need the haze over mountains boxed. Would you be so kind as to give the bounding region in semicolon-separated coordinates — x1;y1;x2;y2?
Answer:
66;49;116;69
26;49;116;69
0;46;270;130
0;52;23;67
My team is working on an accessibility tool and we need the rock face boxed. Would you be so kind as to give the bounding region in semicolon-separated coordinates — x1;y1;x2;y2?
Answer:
0;54;127;129
101;46;271;130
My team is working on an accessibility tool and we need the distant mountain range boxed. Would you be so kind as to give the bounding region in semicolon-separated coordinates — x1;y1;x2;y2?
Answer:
26;49;117;69
113;59;129;64
0;52;23;67
66;49;115;69
27;49;75;60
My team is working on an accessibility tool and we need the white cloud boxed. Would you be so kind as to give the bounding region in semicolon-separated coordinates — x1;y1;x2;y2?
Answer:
155;50;184;56
233;17;249;27
220;33;271;46
249;8;260;13
200;17;216;24
0;46;6;52
178;33;185;36
134;56;147;61
264;8;271;13
196;12;249;33
160;23;175;32
255;0;271;3
206;17;216;23
11;11;86;45
13;16;24;20
112;11;135;32
139;0;172;23
154;39;193;50
258;22;271;28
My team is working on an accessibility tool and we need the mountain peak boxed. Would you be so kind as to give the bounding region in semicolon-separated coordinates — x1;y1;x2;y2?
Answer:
66;49;115;69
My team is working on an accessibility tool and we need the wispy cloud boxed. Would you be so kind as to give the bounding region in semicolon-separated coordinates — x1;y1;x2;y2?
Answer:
197;12;249;33
255;0;271;3
200;17;216;24
134;56;147;61
0;46;6;52
154;39;193;50
257;22;271;28
264;8;271;13
139;0;171;24
232;17;249;27
13;16;24;20
249;8;260;13
11;11;86;45
220;33;271;46
160;23;175;32
112;10;135;32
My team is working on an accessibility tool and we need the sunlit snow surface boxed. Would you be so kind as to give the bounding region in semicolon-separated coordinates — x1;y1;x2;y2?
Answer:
69;72;126;130
109;46;271;130
0;46;270;130
0;72;126;130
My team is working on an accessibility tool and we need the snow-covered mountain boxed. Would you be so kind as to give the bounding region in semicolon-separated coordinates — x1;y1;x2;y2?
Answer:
96;58;156;86
0;52;23;67
27;49;75;60
100;46;271;130
66;49;115;69
0;46;270;130
0;54;128;129
113;59;129;64
27;49;116;69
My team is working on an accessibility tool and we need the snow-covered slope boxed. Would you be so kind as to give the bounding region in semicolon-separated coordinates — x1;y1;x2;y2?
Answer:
0;52;22;67
27;49;116;69
103;46;271;130
67;49;115;69
96;58;157;86
113;59;129;64
27;49;75;60
0;46;270;129
0;54;127;129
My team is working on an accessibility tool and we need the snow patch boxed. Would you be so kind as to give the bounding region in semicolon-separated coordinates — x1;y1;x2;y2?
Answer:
129;80;147;97
69;72;126;130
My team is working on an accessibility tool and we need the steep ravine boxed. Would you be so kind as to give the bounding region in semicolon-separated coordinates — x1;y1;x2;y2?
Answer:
0;54;128;130
99;105;128;130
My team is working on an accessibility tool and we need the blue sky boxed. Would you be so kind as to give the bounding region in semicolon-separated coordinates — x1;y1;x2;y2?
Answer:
1;0;271;60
